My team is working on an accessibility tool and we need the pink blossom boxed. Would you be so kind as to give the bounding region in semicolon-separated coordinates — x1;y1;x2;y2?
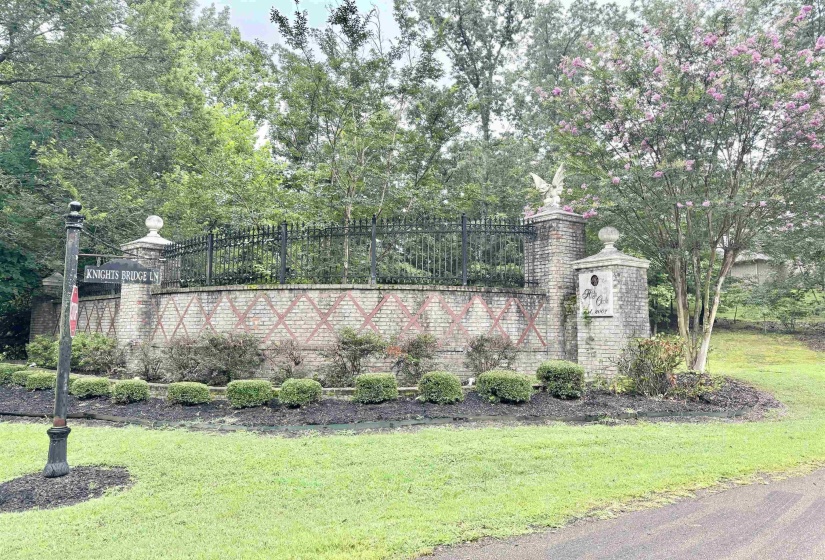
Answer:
645;112;655;121
816;37;825;51
685;160;695;171
652;93;662;102
786;101;797;110
563;205;573;213
552;87;562;96
703;34;718;47
611;177;621;185
760;201;767;207
680;63;691;72
798;103;810;112
653;65;663;76
581;183;587;190
702;200;711;207
705;114;716;123
653;171;664;178
796;5;812;21
624;162;631;170
677;202;684;208
686;201;694;207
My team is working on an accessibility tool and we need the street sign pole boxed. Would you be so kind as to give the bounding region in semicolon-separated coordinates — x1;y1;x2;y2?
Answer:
44;201;84;478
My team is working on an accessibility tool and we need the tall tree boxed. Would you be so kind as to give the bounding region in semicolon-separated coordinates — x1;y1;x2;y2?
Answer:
269;0;459;224
550;0;824;370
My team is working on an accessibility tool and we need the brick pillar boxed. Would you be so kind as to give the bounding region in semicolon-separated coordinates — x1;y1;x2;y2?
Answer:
525;208;586;361
572;227;650;378
117;216;170;372
29;273;64;340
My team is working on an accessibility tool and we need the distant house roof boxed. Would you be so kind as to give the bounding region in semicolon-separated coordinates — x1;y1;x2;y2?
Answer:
735;251;771;263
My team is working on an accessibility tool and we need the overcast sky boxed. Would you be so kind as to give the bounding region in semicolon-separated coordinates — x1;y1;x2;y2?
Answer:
203;0;398;44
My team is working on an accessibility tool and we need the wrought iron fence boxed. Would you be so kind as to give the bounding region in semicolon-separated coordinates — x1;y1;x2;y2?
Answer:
161;215;537;289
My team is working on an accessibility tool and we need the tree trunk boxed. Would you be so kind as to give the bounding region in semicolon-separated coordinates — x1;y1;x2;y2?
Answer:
692;252;735;373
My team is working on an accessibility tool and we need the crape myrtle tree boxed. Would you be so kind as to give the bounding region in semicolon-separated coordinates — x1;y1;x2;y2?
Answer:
548;0;825;371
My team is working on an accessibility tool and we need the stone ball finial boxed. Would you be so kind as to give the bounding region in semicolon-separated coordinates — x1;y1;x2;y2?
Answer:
146;215;164;237
598;226;620;250
69;201;82;213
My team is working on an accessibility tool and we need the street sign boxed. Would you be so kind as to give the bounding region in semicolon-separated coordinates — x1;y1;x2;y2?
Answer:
69;285;79;338
84;258;160;285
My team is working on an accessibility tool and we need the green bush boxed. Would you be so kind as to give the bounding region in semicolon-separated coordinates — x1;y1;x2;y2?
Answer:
353;373;398;404
0;364;28;385
387;334;439;386
164;332;264;386
227;380;274;409
323;328;386;387
11;369;34;387
167;382;212;405
278;378;323;408
616;335;685;396
70;377;112;398
536;360;585;399
477;370;534;403
418;371;464;404
25;371;57;391
25;336;58;368
72;333;125;375
464;334;518;375
111;379;150;404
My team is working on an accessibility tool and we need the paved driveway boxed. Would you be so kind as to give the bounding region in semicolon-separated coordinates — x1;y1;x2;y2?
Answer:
425;468;825;560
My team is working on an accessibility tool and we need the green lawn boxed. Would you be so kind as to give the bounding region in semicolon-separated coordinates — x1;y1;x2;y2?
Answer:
1;331;824;559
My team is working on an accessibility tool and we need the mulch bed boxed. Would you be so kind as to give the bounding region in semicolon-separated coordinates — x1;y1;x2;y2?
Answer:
0;466;131;513
0;377;781;429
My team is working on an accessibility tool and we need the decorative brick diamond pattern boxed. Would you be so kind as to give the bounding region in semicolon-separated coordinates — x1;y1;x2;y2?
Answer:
77;299;119;337
147;288;548;353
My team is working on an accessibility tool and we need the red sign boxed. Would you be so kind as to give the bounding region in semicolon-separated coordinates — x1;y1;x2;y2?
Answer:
69;285;79;338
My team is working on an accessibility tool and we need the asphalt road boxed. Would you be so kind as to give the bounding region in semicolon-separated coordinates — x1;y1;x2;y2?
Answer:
425;468;825;560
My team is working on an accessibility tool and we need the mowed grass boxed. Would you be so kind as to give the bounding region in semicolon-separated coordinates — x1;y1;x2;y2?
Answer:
1;331;824;559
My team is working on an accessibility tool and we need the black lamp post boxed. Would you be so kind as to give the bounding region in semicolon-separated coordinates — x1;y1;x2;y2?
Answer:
43;201;84;478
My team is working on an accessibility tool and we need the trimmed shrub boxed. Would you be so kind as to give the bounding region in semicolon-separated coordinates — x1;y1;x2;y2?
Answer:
11;369;34;387
537;360;585;399
167;382;212;405
71;377;112;399
353;373;398;404
477;370;534;403
25;336;58;368
227;380;274;409
418;371;464;404
464;334;517;375
111;379;150;404
25;371;57;391
278;378;323;408
0;364;28;385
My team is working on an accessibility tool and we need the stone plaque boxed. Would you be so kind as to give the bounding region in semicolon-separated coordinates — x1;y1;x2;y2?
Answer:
579;270;613;317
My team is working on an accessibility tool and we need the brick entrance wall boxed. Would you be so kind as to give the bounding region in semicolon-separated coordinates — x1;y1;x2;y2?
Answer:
148;284;551;378
30;296;119;339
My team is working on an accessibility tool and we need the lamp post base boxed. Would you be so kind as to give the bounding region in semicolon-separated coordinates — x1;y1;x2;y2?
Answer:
43;426;71;478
